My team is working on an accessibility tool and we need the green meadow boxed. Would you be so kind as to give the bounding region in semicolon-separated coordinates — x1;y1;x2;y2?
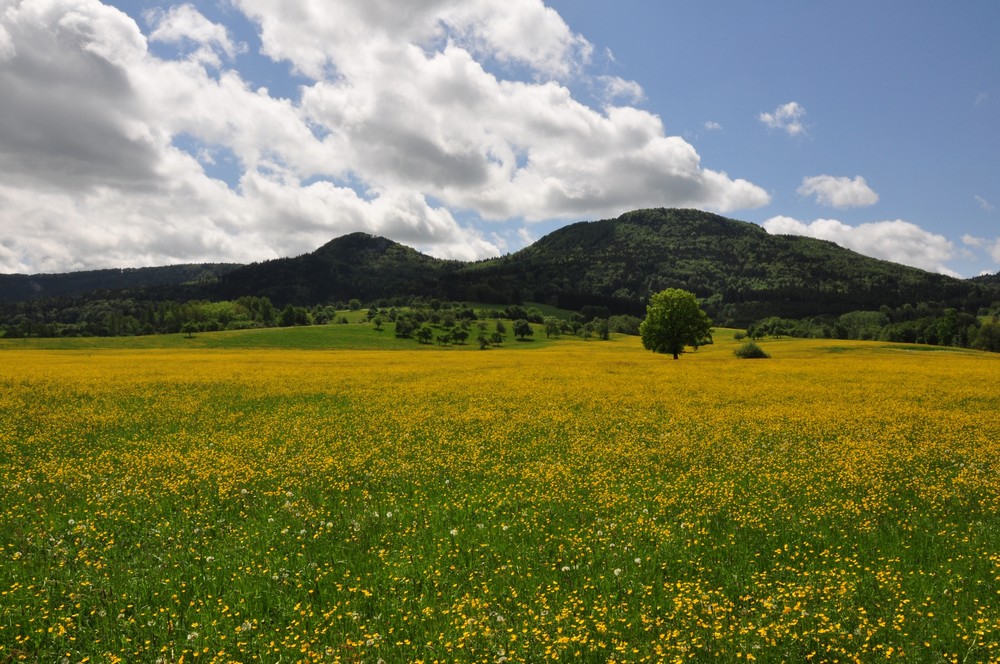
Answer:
1;331;998;662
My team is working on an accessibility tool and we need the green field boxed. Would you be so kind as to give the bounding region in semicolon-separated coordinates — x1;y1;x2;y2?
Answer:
1;332;998;662
0;318;562;352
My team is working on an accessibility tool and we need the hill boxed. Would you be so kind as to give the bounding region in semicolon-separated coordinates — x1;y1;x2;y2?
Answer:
460;209;995;323
2;209;997;326
0;263;238;301
202;208;998;325
208;233;459;305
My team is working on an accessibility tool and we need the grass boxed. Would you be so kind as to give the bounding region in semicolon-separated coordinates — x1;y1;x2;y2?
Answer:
0;319;571;352
1;334;998;662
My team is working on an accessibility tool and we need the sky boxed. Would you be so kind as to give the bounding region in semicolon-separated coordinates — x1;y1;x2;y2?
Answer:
0;1;998;278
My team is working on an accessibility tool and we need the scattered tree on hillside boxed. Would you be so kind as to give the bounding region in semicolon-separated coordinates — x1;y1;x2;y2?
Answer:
416;324;434;344
639;288;713;360
513;319;534;340
544;317;561;338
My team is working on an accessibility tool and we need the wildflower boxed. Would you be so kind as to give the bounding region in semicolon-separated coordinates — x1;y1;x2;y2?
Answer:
614;568;622;577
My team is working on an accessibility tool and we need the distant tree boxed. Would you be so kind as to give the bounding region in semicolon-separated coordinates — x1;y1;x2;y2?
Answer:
436;331;451;346
639;288;713;360
595;318;610;341
505;304;528;321
372;316;384;331
181;321;198;339
972;316;1000;353
513;319;534;340
477;334;490;350
608;314;641;336
490;330;505;346
416;324;434;344
544;316;561;338
450;328;469;345
734;341;770;359
495;320;507;336
348;298;362;311
394;315;416;338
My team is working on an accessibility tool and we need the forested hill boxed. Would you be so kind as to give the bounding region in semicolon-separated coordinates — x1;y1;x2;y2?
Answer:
461;209;995;323
208;233;460;305
0;263;237;301
196;208;997;324
2;209;998;326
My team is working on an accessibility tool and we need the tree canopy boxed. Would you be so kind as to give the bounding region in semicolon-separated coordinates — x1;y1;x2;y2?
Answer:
639;288;712;359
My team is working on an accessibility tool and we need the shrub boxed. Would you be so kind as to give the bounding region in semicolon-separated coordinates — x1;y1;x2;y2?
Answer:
734;341;770;359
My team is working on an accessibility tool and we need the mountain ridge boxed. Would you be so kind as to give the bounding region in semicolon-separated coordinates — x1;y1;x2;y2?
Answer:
2;209;997;325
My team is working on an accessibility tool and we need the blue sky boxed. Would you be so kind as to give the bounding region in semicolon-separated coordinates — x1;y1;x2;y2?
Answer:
0;1;997;277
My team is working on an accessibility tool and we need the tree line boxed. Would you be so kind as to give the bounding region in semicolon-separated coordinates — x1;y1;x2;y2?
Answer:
0;294;643;342
744;303;1000;352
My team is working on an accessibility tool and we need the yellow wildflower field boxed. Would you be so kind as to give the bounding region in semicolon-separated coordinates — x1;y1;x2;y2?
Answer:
1;336;998;662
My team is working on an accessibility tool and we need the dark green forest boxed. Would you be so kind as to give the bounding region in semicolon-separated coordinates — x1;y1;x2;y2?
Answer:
2;209;998;350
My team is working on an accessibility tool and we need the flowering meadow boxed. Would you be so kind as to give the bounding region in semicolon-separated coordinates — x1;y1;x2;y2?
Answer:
1;335;999;662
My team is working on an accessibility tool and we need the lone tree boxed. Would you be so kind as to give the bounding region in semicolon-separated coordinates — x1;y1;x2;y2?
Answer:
639;288;712;359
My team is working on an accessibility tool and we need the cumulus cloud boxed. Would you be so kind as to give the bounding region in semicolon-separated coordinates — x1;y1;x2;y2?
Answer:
759;101;807;136
763;216;959;277
798;175;879;208
146;4;243;67
963;234;1000;264
0;0;769;273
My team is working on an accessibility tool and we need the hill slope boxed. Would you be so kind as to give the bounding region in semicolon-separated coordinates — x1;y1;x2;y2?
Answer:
0;264;238;301
463;209;991;322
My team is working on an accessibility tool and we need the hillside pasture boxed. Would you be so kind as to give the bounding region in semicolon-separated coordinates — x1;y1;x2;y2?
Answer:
1;335;998;662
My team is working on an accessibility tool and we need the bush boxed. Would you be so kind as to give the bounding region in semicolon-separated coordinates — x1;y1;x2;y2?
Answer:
734;341;770;359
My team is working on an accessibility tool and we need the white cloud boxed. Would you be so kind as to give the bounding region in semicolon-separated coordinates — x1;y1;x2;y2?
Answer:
967;235;1000;264
147;4;242;68
0;0;770;274
597;75;644;105
798;175;879;208
703;121;722;131
759;101;807;136
974;195;994;212
763;216;959;276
